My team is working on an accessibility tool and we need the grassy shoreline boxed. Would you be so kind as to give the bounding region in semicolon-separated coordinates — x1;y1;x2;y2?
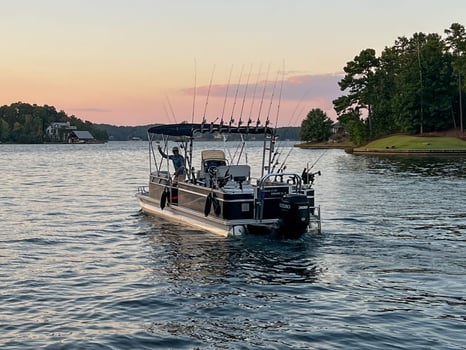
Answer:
296;134;466;155
353;135;466;155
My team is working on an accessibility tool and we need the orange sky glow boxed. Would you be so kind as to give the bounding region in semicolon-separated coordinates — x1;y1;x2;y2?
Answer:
1;0;465;126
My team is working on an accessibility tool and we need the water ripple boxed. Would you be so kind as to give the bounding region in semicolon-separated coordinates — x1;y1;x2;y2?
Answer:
1;144;466;349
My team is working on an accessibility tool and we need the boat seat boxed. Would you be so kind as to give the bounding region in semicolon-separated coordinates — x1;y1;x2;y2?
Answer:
216;165;250;182
204;160;227;174
200;150;227;178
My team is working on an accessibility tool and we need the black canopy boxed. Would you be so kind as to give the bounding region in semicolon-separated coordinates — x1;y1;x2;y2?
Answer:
148;123;273;136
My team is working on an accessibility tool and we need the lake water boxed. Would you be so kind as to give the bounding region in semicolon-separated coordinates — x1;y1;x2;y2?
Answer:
1;141;466;349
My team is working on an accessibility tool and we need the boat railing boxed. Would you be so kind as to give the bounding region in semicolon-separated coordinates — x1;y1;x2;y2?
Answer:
150;171;171;185
256;172;303;192
254;172;304;222
138;186;148;194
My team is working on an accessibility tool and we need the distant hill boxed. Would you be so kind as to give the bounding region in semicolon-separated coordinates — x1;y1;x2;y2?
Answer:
96;124;157;141
0;102;109;143
0;102;301;143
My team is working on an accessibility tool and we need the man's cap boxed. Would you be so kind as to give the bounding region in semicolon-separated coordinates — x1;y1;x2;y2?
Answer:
172;146;179;152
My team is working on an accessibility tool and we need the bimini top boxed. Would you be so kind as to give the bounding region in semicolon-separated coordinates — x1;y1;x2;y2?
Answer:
147;123;273;137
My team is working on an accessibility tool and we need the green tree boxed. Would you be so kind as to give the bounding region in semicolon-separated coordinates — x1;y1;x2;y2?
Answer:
0;102;109;143
334;24;463;139
391;33;455;133
338;111;369;146
333;48;379;137
299;108;333;142
12;121;23;142
445;23;466;83
371;46;399;136
444;23;466;132
0;118;9;141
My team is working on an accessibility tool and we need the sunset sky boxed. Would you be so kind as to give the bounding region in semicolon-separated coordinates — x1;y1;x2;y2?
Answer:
2;0;465;126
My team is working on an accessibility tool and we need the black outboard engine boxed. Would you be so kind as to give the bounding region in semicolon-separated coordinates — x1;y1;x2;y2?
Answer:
277;193;310;239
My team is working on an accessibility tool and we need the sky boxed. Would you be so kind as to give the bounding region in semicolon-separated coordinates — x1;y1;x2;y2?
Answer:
1;0;466;126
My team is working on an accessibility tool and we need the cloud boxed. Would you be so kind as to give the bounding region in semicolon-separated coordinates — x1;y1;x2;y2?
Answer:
176;72;345;124
180;72;344;103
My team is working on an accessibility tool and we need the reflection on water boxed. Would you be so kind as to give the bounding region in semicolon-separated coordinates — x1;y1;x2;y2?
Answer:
144;217;323;286
362;155;466;177
134;216;329;347
1;143;466;349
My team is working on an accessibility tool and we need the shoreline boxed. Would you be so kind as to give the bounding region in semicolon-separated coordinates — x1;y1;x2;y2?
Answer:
296;132;466;155
350;148;466;155
294;144;466;156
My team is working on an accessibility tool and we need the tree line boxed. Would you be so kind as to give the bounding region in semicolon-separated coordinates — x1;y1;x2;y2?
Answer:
299;23;466;145
332;22;466;145
0;102;108;143
0;102;301;143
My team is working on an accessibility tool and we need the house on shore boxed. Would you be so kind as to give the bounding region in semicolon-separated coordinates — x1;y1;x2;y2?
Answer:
45;122;95;143
68;130;96;143
45;122;77;142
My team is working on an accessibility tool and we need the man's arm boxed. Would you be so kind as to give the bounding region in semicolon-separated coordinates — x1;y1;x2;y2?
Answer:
158;145;168;158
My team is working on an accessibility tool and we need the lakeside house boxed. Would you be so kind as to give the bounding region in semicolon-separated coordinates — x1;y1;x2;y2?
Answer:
45;122;76;142
45;122;95;143
68;130;95;143
332;122;343;135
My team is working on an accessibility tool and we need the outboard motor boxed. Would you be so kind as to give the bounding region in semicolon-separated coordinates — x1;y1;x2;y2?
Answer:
277;193;310;239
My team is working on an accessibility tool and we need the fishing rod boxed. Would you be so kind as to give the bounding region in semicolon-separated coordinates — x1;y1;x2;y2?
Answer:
246;63;262;132
269;142;282;172
257;64;271;176
222;133;233;163
228;133;248;166
256;63;270;130
238;63;253;129
288;81;319;127
276;145;294;173
298;150;327;185
268;62;286;172
302;167;321;185
149;132;159;174
165;95;177;123
262;66;281;174
191;58;197;125
228;64;244;132
274;103;307;173
156;135;171;178
276;126;326;174
308;149;328;170
220;64;234;131
274;60;285;129
162;104;173;124
265;67;279;129
240;133;249;165
202;65;216;125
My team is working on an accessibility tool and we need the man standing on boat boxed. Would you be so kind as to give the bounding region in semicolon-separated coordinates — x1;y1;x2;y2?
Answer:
158;145;186;183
